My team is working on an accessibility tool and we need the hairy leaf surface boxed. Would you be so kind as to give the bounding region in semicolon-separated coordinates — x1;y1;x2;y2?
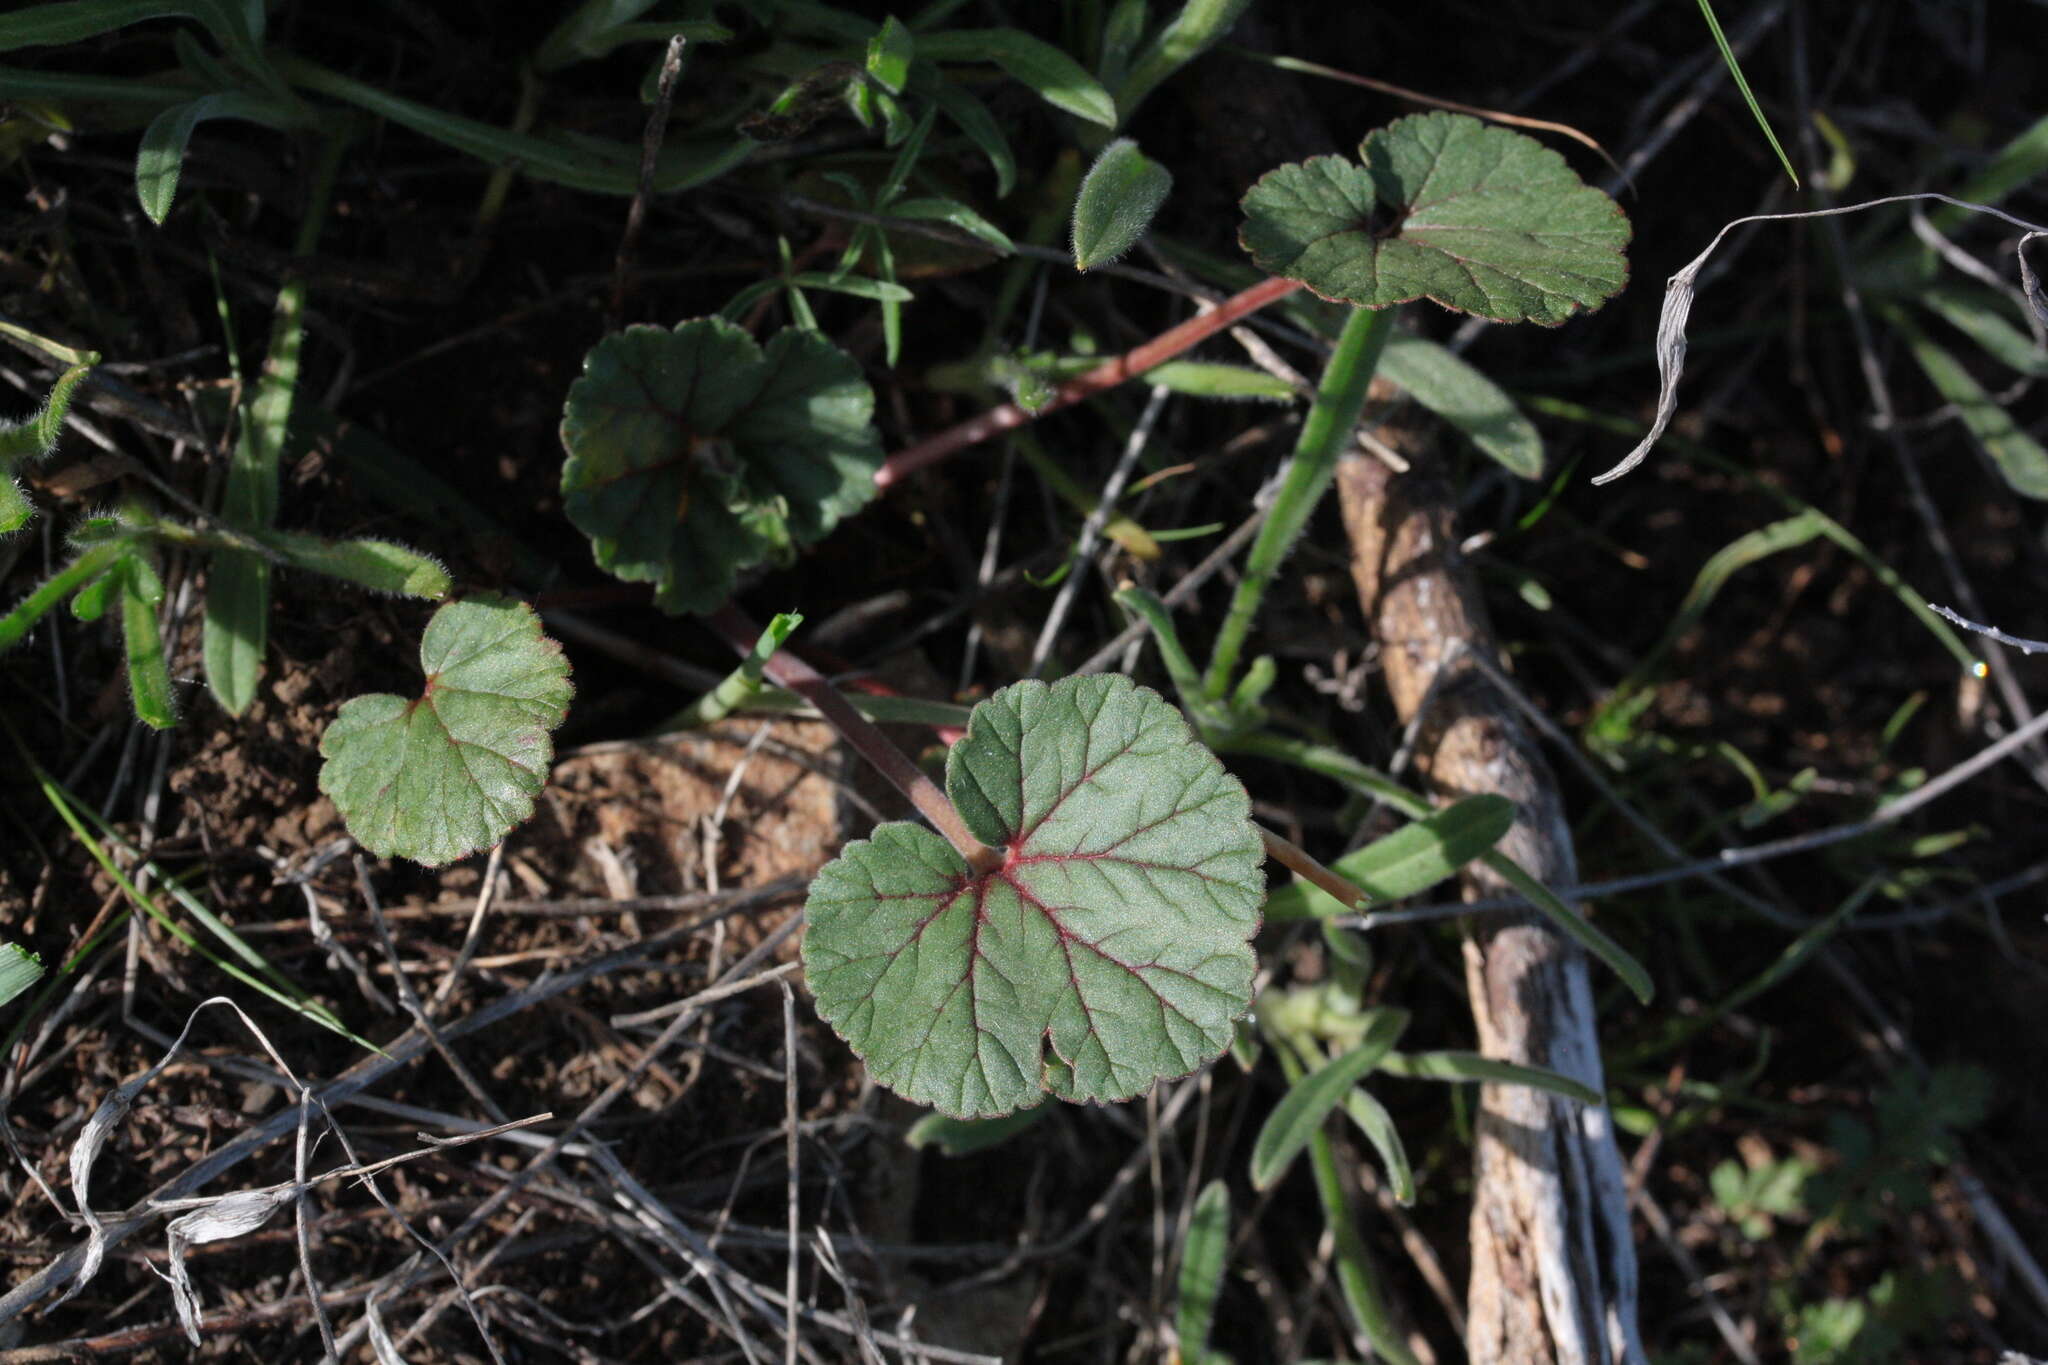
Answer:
1240;112;1629;325
804;675;1264;1117
560;319;881;613
320;598;571;866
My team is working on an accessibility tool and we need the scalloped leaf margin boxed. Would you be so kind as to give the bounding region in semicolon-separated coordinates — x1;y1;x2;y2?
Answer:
1239;111;1630;326
803;674;1266;1118
559;318;882;614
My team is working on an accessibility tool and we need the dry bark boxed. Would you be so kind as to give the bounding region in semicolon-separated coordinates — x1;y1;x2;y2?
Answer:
1339;450;1645;1365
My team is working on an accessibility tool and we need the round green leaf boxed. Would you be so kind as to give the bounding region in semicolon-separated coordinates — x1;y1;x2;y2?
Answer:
803;675;1264;1118
1239;112;1629;326
559;319;881;614
319;598;572;867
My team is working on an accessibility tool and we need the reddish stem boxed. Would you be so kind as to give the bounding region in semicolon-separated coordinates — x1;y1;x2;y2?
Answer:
705;604;1000;874
875;274;1304;488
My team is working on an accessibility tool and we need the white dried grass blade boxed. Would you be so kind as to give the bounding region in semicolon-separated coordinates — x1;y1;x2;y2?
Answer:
365;1292;412;1365
54;997;307;1310
165;1187;295;1344
1592;194;2048;487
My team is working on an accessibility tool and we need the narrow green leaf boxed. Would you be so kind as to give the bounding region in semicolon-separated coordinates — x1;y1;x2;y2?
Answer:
1141;360;1294;402
120;553;176;729
1240;112;1630;325
1938;112;2048;226
1693;0;1798;188
1341;1086;1414;1204
1595;510;1829;735
30;762;375;1050
205;254;307;715
806;675;1264;1118
0;944;43;1010
0;64;194;104
1175;1180;1232;1364
890;195;1016;253
786;271;914;303
1482;849;1653;1004
1301;1076;1420;1365
1379;1048;1604;1107
319;598;572;867
918;29;1117;127
904;1104;1047;1156
0;0;263;65
926;78;1015;198
279;55;751;196
1916;283;2048;377
1251;1009;1409;1189
1072;137;1171;271
135;91;297;223
1115;0;1251;121
1889;305;2048;500
0;541;126;652
263;532;451;598
1379;334;1544;478
1264;794;1515;921
0;355;97;533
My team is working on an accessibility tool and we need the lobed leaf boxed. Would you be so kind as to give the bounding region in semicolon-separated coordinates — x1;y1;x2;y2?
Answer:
560;319;881;614
1240;112;1629;325
804;676;1264;1118
319;598;572;867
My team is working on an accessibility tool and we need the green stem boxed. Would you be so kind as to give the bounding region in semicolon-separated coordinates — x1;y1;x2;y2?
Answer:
668;612;802;730
1202;305;1394;699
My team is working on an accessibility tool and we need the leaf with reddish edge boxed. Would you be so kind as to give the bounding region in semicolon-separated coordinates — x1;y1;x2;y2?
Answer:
319;597;572;867
803;675;1264;1118
1239;111;1629;326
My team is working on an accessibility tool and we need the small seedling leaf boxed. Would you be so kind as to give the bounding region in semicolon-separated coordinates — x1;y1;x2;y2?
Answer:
1240;112;1629;325
561;319;881;613
903;1104;1047;1156
0;355;96;533
0;943;42;1009
319;598;572;867
1265;794;1515;920
804;675;1264;1118
1251;1009;1409;1189
1072;138;1171;271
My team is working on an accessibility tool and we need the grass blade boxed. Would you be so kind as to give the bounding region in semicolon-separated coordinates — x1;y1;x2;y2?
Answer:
1379;1048;1603;1106
1251;1008;1408;1190
1693;0;1797;187
1175;1180;1232;1364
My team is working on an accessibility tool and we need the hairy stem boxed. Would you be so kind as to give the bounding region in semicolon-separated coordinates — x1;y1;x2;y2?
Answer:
705;605;1000;874
1202;303;1393;699
876;275;1302;488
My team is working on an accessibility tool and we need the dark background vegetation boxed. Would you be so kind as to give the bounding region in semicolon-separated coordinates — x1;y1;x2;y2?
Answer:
3;2;2046;1361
